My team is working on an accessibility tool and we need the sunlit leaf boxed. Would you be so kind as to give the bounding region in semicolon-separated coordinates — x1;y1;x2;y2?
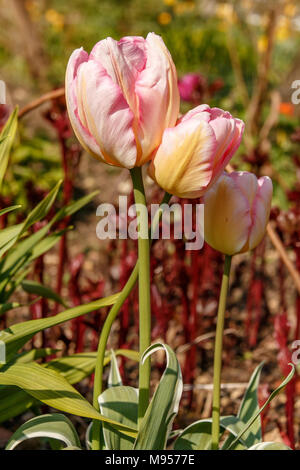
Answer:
5;413;81;450
0;349;139;423
0;293;119;362
0;108;18;190
0;362;137;437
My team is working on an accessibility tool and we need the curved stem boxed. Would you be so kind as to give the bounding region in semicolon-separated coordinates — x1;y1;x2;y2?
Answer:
130;167;151;426
91;263;138;450
211;254;232;450
91;185;172;449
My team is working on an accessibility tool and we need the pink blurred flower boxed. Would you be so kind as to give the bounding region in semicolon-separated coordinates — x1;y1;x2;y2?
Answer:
149;104;244;198
0;104;10;130
178;73;206;103
65;33;180;169
204;171;273;255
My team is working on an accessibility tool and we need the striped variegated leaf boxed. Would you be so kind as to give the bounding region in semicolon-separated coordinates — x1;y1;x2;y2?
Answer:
134;343;182;450
99;386;138;450
5;414;81;450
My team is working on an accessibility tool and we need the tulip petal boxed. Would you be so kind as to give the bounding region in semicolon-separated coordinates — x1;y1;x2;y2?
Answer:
135;33;180;164
66;48;103;160
150;118;216;198
248;176;273;250
90;37;146;115
204;173;251;255
76;59;137;168
209;109;244;179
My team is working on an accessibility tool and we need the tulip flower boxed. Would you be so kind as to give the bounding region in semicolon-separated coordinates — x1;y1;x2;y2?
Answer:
203;171;273;255
149;105;244;198
65;33;180;169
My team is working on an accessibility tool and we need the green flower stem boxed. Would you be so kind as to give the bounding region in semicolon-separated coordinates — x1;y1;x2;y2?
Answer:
91;183;171;449
211;254;232;450
130;166;151;426
91;263;138;450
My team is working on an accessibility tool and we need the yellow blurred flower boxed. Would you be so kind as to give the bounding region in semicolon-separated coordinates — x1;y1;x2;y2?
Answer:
173;1;195;15
276;17;291;42
45;8;64;32
216;3;234;21
258;35;268;53
158;11;172;25
276;130;288;146
163;0;176;6
284;3;296;18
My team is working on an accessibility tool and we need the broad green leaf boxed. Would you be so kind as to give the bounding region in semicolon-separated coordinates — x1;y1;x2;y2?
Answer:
0;205;21;217
108;350;122;387
0;108;18;190
21;280;67;307
222;362;264;450
0;349;139;423
248;442;292;450
134;343;183;450
99;386;138;450
227;364;295;450
0;293;119;362
5;413;81;450
0;362;136;437
174;416;247;450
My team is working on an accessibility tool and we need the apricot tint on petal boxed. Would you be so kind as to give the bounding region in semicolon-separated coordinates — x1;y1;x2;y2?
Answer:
149;105;244;199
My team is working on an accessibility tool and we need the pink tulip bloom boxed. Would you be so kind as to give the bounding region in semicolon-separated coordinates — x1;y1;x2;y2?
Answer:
149;104;244;198
203;171;273;255
65;33;180;169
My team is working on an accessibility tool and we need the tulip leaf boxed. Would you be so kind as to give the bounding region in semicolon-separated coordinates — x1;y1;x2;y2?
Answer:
0;107;18;190
0;349;139;423
222;362;264;450
5;413;81;450
99;386;138;450
0;362;136;437
108;350;122;387
0;205;21;218
174;416;247;450
134;343;183;450
21;280;67;307
0;293;119;362
226;364;295;450
19;180;62;238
